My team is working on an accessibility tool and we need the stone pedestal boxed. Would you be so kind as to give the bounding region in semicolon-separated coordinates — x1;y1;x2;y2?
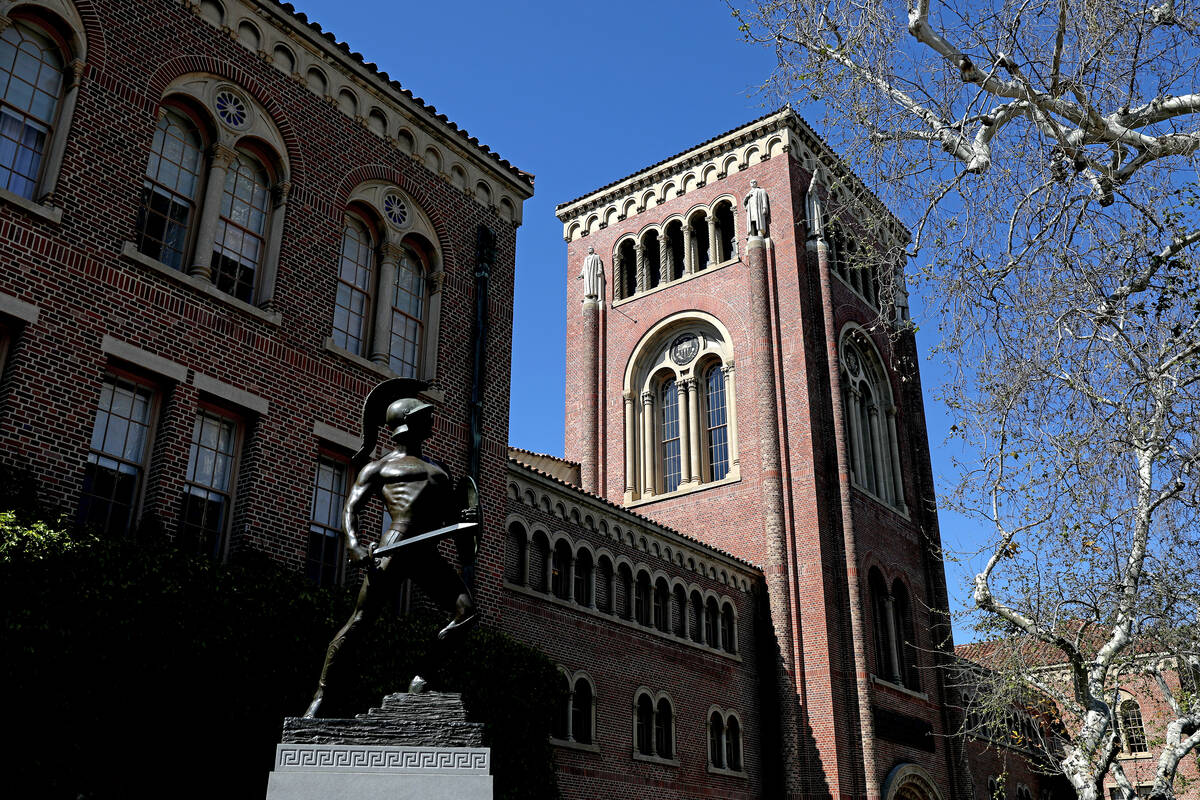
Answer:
266;692;491;799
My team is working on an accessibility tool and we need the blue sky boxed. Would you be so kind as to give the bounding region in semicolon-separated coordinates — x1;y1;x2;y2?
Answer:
292;0;985;638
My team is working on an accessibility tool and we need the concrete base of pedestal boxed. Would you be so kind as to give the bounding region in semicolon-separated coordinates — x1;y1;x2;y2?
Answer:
265;744;491;800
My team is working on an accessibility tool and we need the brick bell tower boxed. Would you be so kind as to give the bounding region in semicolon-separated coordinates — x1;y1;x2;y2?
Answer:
557;108;968;800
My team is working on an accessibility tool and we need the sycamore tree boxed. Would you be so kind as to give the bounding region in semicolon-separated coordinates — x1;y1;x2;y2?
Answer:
730;1;1200;799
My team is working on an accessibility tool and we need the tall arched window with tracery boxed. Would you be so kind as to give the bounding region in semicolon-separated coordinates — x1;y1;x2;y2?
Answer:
840;331;904;510
211;150;271;303
624;316;738;504
0;21;64;200
331;213;375;356
388;247;426;378
135;109;205;270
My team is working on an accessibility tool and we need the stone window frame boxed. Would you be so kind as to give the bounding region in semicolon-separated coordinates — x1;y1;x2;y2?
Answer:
631;688;678;765
323;181;444;384
624;312;740;507
611;194;740;304
180;402;245;562
1117;694;1149;755
124;74;291;316
0;2;88;219
839;325;906;513
501;514;742;659
706;706;747;776
551;666;599;752
306;452;349;588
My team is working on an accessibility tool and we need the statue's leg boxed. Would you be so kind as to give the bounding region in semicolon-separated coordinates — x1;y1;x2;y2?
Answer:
303;563;396;717
406;545;475;640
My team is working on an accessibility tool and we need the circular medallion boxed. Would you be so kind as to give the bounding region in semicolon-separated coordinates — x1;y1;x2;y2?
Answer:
383;192;408;227
214;90;248;129
844;347;861;377
670;333;699;366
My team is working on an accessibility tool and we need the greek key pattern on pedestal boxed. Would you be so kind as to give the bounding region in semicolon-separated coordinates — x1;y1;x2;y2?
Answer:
276;744;490;774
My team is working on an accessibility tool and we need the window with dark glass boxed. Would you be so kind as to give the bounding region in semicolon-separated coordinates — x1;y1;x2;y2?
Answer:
504;522;527;585
571;677;593;744
634;571;651;626
306;456;346;587
551;672;570;741
0;22;63;199
654;698;673;759
720;602;736;653
211;151;270;303
573;548;593;606
635;694;654;755
596;555;613;613
180;408;239;559
388;248;426;378
709;711;725;768
705;597;719;647
705;363;729;480
79;376;154;537
725;716;742;770
690;590;704;643
135;110;204;270
551;539;571;600
653;578;669;632
660;378;681;492
331;214;375;356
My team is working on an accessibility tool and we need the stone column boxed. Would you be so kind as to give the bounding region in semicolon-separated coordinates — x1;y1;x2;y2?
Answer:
682;223;694;275
623;392;637;501
371;242;404;366
579;294;600;493
614;252;625;299
38;58;86;204
635;243;647;294
723;362;739;470
640;390;654;496
887;407;907;513
190;143;238;281
686;376;702;484
707;213;719;265
658;234;671;283
847;389;867;485
257;180;291;309
676;380;690;487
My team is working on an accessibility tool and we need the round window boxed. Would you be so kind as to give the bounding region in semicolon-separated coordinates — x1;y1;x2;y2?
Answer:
215;90;248;129
383;192;408;227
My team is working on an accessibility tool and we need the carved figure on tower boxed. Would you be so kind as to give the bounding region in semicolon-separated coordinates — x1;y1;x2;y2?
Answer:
744;179;770;237
580;245;605;301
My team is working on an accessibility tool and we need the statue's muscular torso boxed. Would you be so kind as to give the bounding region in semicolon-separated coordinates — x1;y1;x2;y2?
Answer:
370;451;449;544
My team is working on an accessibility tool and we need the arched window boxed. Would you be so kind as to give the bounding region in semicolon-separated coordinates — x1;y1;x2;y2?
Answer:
634;570;652;626
504;521;527;585
529;530;550;592
714;200;736;263
616;239;637;300
840;332;904;509
704;362;730;481
551;670;570;741
654;698;674;759
0;21;64;200
644;230;662;289
571;676;594;744
688;210;710;272
653;577;670;632
665;220;685;280
135;109;205;271
387;246;427;378
211;150;271;303
330;213;375;356
1119;699;1148;753
705;597;719;647
551;539;572;600
573;547;593;606
635;693;654;755
725;715;742;770
870;568;897;682
720;602;737;653
709;711;725;768
660;377;682;493
596;555;614;613
893;579;920;690
690;590;704;643
672;585;687;637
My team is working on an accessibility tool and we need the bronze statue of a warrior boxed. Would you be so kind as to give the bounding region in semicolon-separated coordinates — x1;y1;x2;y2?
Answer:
303;378;478;718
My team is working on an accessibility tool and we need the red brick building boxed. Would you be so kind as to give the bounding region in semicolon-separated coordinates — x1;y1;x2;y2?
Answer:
556;109;968;800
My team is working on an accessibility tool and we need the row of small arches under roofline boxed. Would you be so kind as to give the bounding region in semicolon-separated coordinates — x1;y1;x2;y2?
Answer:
506;480;751;591
565;135;789;241
504;517;741;656
194;0;520;223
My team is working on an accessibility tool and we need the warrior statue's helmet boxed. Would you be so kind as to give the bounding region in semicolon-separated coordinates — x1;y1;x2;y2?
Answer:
386;397;434;441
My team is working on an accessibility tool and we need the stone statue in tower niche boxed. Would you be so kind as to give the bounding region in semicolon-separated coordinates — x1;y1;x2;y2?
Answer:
579;245;605;302
303;377;479;718
744;179;770;237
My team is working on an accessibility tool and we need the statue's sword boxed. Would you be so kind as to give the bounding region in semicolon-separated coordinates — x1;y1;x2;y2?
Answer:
370;521;479;559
